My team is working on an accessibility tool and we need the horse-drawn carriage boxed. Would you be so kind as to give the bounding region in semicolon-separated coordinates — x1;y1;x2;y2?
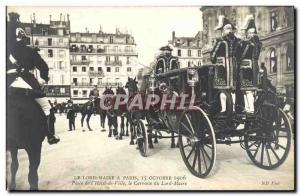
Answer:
131;48;292;178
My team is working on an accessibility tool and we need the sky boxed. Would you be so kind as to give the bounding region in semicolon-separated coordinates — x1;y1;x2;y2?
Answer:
7;6;203;66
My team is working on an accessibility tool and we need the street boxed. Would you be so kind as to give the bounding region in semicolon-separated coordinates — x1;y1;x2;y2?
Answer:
6;113;295;191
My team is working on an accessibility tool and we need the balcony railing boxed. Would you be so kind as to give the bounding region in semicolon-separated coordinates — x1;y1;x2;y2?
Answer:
89;71;104;77
105;61;122;66
70;59;91;65
71;82;122;88
98;82;122;87
69;46;137;55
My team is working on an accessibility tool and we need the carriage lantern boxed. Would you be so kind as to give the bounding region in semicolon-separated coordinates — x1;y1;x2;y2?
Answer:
148;73;157;92
187;68;199;87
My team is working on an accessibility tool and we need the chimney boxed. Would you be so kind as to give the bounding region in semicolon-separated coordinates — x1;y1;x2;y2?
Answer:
60;13;62;21
67;14;69;21
33;13;36;27
49;14;52;22
172;31;175;41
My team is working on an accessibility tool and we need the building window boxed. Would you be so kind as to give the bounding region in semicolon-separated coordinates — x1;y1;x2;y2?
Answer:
81;56;87;61
107;67;111;72
126;57;130;64
82;67;86;72
98;67;102;72
198;61;201;66
89;67;94;71
270;48;277;73
115;67;120;72
58;29;63;36
82;90;87;97
188;50;191;57
59;50;65;58
90;78;94;85
48;38;52;46
271;11;278;32
73;78;78;85
73;90;78;97
98;78;102;84
73;67;77;72
198;50;201;57
177;49;181;56
58;61;64;70
60;75;64;84
109;36;114;43
188;61;191;67
106;56;110;63
60;87;65;94
286;45;294;71
48;49;53;57
127;67;132;72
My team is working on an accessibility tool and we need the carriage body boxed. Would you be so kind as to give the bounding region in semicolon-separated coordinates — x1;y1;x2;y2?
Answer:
137;61;291;178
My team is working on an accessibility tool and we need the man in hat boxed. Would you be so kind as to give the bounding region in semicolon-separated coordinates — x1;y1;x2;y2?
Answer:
155;45;179;74
67;100;77;131
210;15;242;115
7;12;60;144
239;15;262;113
89;85;99;100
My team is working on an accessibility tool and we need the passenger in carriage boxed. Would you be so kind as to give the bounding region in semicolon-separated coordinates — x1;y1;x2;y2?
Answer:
239;15;262;113
7;13;60;144
210;15;242;116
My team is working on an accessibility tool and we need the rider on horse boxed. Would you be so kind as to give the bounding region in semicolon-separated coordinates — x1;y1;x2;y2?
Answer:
7;12;60;145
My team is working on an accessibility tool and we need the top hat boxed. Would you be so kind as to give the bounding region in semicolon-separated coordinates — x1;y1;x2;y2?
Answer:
214;15;236;30
159;45;173;51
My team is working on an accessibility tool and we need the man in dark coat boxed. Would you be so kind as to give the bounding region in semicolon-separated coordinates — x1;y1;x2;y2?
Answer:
67;100;76;131
210;15;242;115
155;45;179;74
239;15;262;113
7;12;60;144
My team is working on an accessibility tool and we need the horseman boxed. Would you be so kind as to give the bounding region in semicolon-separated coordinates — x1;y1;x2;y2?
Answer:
210;15;242;115
155;45;179;74
7;12;60;144
239;15;262;113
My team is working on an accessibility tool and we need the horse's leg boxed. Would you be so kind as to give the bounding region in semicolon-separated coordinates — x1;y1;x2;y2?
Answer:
108;116;112;137
125;117;129;136
119;116;124;140
113;116;119;139
87;114;92;131
81;113;86;131
26;145;41;190
129;120;134;145
9;148;19;190
170;132;175;148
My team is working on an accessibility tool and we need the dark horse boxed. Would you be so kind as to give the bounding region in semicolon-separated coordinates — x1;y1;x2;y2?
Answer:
125;76;177;148
102;87;119;139
125;77;139;145
7;90;47;190
80;97;100;131
115;86;130;138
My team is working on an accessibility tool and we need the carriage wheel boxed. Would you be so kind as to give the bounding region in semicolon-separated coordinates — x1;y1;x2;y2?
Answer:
178;106;216;178
244;108;291;169
136;120;148;157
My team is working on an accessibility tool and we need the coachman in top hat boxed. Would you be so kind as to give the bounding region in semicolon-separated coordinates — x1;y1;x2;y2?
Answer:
210;15;242;115
6;12;60;144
